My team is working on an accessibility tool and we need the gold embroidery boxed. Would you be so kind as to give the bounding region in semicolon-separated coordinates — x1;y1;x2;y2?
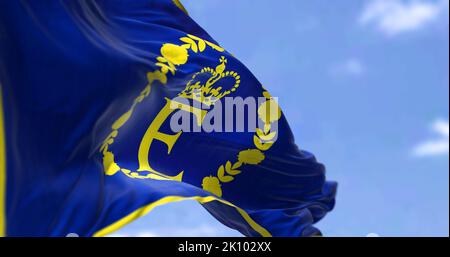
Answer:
238;149;265;165
201;91;281;197
99;33;281;199
178;56;240;106
99;35;226;181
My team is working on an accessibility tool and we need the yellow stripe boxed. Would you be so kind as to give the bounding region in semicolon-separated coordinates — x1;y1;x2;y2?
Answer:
172;0;188;15
0;87;6;237
93;195;271;237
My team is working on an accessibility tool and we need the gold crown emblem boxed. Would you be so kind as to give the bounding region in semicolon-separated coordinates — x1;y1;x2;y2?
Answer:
178;56;240;106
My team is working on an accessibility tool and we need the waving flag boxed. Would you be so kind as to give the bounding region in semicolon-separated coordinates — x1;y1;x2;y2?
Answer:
0;0;336;237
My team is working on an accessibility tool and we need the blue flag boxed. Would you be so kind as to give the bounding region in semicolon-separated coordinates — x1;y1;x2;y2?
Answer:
0;0;336;237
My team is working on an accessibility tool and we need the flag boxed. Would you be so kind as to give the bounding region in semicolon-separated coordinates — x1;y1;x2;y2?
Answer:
0;0;336;237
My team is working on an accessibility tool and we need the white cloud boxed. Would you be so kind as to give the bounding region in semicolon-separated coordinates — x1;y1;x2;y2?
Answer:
413;119;449;157
360;0;449;36
330;58;365;77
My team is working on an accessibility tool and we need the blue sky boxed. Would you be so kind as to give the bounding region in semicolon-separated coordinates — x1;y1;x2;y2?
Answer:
115;0;449;237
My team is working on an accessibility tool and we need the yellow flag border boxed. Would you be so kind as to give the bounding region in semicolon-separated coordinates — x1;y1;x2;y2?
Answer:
93;195;271;237
172;0;188;15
